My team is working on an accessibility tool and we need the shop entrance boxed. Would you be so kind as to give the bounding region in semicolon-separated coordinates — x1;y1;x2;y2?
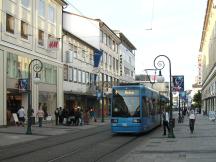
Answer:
7;90;24;125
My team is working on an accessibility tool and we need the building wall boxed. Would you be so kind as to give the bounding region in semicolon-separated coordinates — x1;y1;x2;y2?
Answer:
200;0;216;113
0;0;64;125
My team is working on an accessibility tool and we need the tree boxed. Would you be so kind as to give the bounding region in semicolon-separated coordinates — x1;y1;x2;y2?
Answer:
193;91;202;109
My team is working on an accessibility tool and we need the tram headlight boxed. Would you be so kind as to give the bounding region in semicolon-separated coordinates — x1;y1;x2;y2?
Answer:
111;119;118;123
133;119;141;123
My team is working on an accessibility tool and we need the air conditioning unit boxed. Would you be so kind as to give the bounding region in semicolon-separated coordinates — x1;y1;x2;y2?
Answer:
66;50;73;63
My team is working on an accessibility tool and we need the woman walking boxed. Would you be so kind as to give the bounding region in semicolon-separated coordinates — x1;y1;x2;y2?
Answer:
189;110;196;133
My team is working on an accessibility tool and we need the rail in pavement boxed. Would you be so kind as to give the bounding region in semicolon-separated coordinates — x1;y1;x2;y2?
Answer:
0;117;110;147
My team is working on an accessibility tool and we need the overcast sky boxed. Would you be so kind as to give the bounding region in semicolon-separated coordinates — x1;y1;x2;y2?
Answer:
66;0;207;90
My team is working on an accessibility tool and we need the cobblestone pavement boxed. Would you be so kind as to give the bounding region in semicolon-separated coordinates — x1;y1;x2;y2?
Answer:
117;114;216;162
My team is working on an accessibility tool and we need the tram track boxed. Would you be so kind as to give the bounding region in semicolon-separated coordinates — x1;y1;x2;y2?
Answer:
0;127;110;161
46;134;142;162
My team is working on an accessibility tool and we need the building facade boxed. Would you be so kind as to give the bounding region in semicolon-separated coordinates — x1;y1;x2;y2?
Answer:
199;0;216;113
114;31;136;83
62;29;98;114
0;0;66;126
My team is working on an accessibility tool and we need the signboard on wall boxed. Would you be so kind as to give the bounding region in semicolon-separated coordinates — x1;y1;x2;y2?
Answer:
18;79;28;92
47;38;60;51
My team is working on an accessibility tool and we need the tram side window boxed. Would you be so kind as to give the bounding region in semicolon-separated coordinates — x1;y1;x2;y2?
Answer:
149;99;153;116
142;97;148;117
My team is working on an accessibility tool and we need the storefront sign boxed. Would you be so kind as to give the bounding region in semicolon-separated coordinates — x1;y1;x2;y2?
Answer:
18;79;28;92
47;38;60;51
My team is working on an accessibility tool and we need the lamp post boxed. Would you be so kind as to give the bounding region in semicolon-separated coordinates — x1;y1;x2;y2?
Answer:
153;55;175;138
26;59;43;135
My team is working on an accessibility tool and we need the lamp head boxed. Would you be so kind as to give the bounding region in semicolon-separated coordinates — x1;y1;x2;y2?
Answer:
157;70;165;83
33;72;41;84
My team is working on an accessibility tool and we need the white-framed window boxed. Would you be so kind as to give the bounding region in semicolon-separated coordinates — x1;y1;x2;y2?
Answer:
86;72;89;84
100;30;103;43
21;0;30;8
78;70;82;83
21;21;28;39
68;67;73;81
38;29;44;46
63;65;68;81
39;0;45;17
73;45;78;58
73;68;77;82
6;14;15;34
82;71;86;84
48;5;55;23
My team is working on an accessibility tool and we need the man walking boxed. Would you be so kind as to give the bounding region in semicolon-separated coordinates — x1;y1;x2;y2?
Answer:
162;109;170;136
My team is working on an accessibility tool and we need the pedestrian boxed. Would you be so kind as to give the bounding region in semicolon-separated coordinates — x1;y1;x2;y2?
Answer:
162;109;169;136
17;106;25;126
54;107;59;125
59;107;63;125
42;103;48;120
189;109;196;133
37;107;44;127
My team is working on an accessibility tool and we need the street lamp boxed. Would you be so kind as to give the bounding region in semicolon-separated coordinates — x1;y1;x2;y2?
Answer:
26;59;43;135
153;55;175;138
144;68;164;86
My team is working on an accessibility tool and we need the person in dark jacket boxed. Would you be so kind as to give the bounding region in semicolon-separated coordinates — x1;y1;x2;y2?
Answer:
54;108;59;125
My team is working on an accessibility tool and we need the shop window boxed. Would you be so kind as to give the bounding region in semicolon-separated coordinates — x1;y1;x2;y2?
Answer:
38;30;44;46
6;14;15;34
21;21;28;39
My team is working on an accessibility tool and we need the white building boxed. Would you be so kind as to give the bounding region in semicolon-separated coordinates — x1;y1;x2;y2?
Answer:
114;31;136;83
0;0;67;126
63;12;121;117
199;0;216;113
62;29;98;112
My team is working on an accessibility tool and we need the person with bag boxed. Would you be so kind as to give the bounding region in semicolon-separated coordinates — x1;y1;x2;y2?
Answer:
189;109;196;133
162;109;169;136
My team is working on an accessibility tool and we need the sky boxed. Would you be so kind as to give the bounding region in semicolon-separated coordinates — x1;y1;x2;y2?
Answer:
66;0;207;90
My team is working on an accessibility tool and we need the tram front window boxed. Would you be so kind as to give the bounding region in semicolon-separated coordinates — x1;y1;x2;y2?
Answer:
112;95;140;117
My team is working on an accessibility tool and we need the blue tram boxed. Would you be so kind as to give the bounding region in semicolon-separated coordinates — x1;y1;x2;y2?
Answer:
111;83;168;133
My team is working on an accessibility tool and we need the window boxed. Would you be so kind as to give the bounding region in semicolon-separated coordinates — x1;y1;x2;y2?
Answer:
63;65;68;81
21;21;28;39
68;67;73;81
48;5;55;23
100;30;103;43
73;45;78;58
21;0;29;8
86;72;89;84
78;70;82;83
82;71;86;84
6;14;15;34
38;30;44;46
39;0;45;17
73;68;77;82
